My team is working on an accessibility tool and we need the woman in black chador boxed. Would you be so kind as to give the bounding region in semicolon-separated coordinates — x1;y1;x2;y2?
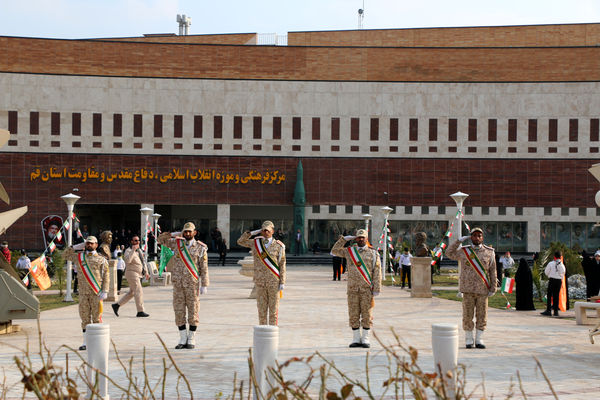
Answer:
515;258;536;310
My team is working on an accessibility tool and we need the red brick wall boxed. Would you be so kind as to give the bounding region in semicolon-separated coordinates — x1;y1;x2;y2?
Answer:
1;37;600;82
99;33;256;44
1;153;597;248
289;23;600;47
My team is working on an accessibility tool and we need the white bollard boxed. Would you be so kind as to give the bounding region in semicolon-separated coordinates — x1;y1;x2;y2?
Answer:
253;325;279;399
86;323;110;400
431;323;458;396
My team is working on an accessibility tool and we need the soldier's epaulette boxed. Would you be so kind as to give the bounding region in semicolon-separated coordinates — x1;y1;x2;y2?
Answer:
483;244;494;250
276;240;285;248
198;241;208;248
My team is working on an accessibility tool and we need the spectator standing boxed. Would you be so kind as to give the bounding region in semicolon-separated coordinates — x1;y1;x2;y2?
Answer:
499;251;515;278
217;238;227;266
582;250;600;299
16;249;31;290
115;250;125;295
541;251;566;317
515;258;535;310
1;241;10;264
399;248;413;289
295;229;303;256
331;250;343;281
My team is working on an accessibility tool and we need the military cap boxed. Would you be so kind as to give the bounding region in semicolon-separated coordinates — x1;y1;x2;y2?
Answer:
183;222;196;232
85;236;98;243
470;227;484;235
262;220;275;231
356;229;368;237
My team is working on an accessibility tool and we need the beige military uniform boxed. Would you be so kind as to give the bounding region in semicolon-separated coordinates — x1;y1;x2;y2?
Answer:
117;248;147;312
64;248;109;330
446;240;497;331
331;236;382;329
237;231;286;325
159;233;209;327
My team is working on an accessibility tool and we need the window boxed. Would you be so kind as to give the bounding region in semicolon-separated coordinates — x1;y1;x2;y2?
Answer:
405;206;412;214
273;117;281;139
351;118;359;140
422;206;429;215
508;119;517;142
429;119;437;141
312;117;320;140
154;115;163;138
51;112;60;135
464;206;472;215
488;119;497;141
569;119;578;142
254;116;262;139
468;119;477;141
331;117;340;140
591;119;599;141
482;206;489;215
72;113;81;136
133;114;142;137
549;119;558;142
345;205;353;214
579;207;587;216
448;119;457;141
499;206;506;215
361;205;370;214
8;111;17;134
30;112;39;135
561;207;569;216
544;207;552;216
329;205;337;214
516;207;523;216
409;118;418;141
438;206;446;215
233;116;242;139
214;116;222;139
194;115;202;138
370;118;378;140
113;114;122;137
293;117;301;139
174;115;182;138
93;113;102;136
312;205;320;213
390;118;398;141
528;119;537;141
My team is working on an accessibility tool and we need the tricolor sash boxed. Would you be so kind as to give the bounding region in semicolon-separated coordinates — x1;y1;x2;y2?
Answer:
254;238;280;278
176;239;199;282
347;246;372;286
461;246;491;290
77;253;101;295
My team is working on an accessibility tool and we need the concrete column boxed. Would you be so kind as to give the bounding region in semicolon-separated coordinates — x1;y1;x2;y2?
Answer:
217;204;230;248
105;260;118;302
86;323;110;399
411;257;432;298
432;323;458;396
253;325;279;399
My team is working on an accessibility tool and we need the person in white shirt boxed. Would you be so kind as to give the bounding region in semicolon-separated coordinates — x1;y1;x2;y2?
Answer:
16;249;32;290
541;251;566;317
399;248;413;289
115;251;125;295
499;251;515;278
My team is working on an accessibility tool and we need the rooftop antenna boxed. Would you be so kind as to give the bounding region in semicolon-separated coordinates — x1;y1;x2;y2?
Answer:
176;14;192;35
358;0;365;29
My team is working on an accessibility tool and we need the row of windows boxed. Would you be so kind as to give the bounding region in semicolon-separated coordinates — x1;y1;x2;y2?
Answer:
6;111;600;143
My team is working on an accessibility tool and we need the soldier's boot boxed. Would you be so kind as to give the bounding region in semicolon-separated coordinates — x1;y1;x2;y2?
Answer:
475;329;486;349
186;329;196;349
349;328;362;348
79;330;87;351
175;329;188;350
465;330;474;349
361;328;371;348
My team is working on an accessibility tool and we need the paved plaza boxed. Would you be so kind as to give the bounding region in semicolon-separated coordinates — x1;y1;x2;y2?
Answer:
1;265;599;399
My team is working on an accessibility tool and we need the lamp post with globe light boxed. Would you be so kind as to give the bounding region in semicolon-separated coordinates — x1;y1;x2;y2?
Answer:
450;192;469;277
140;207;153;263
152;213;161;260
61;193;80;302
381;206;393;280
361;213;372;243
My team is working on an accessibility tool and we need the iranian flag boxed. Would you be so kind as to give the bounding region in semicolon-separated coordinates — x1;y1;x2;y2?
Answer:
501;277;514;294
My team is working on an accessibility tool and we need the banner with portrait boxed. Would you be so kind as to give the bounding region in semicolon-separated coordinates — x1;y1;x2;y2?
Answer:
41;215;65;250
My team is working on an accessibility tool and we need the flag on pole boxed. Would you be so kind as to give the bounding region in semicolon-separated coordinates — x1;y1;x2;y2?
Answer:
159;246;174;276
22;274;29;286
501;277;515;294
30;256;52;290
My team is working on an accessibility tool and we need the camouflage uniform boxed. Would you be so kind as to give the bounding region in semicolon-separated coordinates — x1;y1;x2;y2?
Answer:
446;240;497;331
331;236;382;329
237;231;286;325
158;233;209;326
64;248;109;330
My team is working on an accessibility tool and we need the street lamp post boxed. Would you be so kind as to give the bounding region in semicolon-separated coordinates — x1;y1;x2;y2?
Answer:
152;213;161;260
61;193;80;302
381;206;393;281
140;207;153;263
450;192;469;277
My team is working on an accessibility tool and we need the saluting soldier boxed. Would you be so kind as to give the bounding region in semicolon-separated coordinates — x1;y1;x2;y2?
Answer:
237;220;286;326
331;229;382;348
158;222;209;350
445;227;497;349
63;236;109;351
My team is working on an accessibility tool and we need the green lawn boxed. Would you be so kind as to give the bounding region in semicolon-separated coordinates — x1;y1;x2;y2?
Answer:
38;293;79;312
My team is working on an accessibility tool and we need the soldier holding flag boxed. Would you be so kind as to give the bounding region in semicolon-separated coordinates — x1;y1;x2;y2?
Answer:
237;220;286;326
331;229;382;348
63;236;109;351
446;227;497;349
158;222;209;350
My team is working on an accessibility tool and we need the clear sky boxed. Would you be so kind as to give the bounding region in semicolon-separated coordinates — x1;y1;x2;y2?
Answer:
1;0;599;39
